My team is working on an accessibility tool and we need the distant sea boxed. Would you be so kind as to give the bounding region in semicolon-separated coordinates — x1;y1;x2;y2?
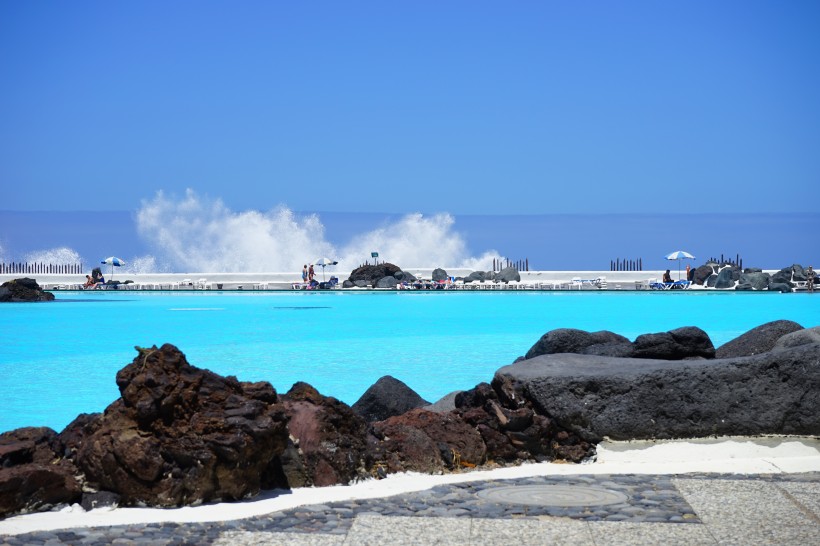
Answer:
0;210;816;272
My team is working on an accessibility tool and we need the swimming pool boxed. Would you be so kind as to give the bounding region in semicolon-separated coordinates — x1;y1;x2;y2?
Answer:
1;291;816;433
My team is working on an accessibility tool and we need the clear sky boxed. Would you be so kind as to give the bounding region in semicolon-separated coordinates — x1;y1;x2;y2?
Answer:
1;1;818;215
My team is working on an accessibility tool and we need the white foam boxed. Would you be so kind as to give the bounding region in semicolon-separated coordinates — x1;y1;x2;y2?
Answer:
134;189;502;273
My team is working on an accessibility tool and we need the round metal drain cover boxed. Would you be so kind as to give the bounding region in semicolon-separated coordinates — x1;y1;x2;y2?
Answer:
477;484;628;507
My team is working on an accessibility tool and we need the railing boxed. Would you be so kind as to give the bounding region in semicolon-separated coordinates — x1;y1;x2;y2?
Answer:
611;258;643;271
0;262;83;275
707;254;743;269
492;258;529;272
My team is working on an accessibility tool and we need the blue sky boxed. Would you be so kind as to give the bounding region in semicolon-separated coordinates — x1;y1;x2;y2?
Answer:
1;1;819;215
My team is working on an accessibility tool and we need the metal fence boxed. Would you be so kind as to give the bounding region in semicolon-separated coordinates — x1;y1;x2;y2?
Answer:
0;262;83;275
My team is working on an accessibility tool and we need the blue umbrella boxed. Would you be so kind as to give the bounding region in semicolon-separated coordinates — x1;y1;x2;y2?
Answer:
665;250;695;280
101;256;126;280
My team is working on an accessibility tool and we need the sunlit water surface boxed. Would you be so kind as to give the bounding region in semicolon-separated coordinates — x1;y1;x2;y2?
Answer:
1;291;816;432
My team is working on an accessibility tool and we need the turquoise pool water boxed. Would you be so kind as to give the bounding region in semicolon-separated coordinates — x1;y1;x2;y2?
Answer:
1;291;817;433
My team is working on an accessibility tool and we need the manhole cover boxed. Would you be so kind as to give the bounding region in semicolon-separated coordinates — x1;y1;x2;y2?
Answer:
477;484;628;507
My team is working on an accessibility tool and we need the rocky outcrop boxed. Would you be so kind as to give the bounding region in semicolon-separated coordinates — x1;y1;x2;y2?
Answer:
463;271;495;283
348;263;402;287
714;267;739;289
632;327;715;360
524;329;633;360
431;268;448;282
278;383;370;488
0;427;82;518
352;376;430;422
0;278;55;302
774;326;820;350
692;264;715;285
738;271;770;291
494;267;521;283
371;409;487;473
524;327;713;361
715;320;804;358
374;276;398;289
496;341;820;442
74;344;290;507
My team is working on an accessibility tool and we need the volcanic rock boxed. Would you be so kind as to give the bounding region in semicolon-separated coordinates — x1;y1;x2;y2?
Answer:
714;267;737;289
525;329;633;359
348;263;402;285
692;264;715;285
632;327;715;360
431;268;448;282
75;344;289;507
774;326;820;350
769;282;793;293
496;341;820;442
371;409;486;473
0;427;82;517
715;320;804;359
739;272;770;291
0;278;55;302
352;376;430;422
375;276;398;289
494;267;521;283
278;382;369;488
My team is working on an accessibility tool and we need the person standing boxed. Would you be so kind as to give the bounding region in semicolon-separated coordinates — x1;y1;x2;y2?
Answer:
302;265;308;284
308;264;315;282
808;265;815;293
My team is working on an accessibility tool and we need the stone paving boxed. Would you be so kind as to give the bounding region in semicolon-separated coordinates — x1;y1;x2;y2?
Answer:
1;473;819;545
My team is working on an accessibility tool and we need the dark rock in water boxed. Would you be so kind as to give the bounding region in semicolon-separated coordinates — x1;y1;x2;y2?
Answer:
525;329;633;359
0;278;55;302
494;267;520;283
692;264;714;285
353;279;369;288
352;376;429;422
735;283;753;291
431;268;448;282
705;274;718;288
75;344;289;507
0;427;82;517
774;326;820;350
496;341;820;442
278;382;369;488
374;276;398;289
714;267;737;289
371;409;486;473
715;320;803;359
739;272;770;291
342;280;355;288
632;327;715;360
769;282;792;293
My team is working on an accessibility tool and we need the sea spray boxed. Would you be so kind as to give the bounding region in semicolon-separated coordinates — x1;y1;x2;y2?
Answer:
134;189;501;272
22;247;82;266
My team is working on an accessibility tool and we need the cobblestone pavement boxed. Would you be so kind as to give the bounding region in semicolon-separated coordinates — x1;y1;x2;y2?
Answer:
2;473;819;545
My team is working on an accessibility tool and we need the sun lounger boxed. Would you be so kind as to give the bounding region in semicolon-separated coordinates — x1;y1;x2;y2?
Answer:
650;280;691;290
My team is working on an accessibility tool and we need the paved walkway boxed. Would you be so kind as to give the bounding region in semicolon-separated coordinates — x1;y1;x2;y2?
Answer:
2;472;818;545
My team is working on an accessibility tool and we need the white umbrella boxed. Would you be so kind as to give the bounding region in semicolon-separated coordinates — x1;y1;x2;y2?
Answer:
664;251;695;280
313;257;338;281
101;256;126;280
